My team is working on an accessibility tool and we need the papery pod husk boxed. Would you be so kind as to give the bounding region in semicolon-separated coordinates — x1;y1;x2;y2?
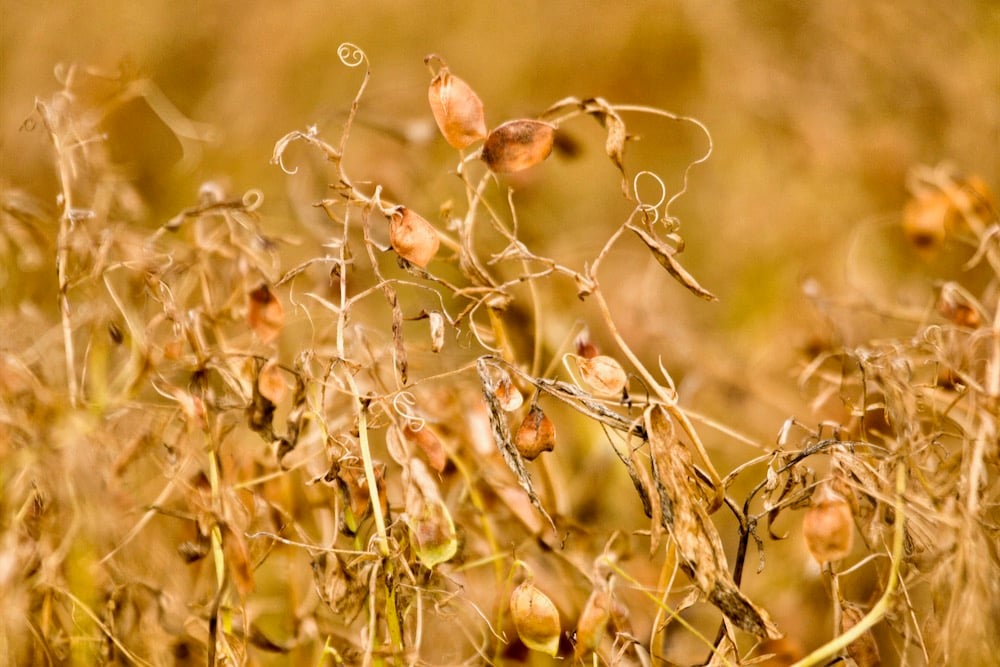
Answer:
427;62;487;149
576;354;628;397
257;359;288;404
388;207;440;268
404;422;448;472
407;496;458;569
510;581;561;656
573;589;612;658
481;119;556;173
803;484;854;564
247;284;284;344
494;370;523;411
514;404;556;461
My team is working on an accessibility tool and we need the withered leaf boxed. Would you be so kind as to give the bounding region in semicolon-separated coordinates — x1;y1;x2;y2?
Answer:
646;406;779;639
630;225;718;301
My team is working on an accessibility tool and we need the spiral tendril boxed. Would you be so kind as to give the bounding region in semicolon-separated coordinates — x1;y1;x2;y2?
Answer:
633;171;666;224
392;391;426;431
337;43;366;68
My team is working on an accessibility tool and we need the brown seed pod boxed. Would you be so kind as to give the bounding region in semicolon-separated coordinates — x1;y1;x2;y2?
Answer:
257;359;288;404
573;589;612;658
902;190;952;254
803;484;854;563
510;581;561;656
481;119;556;173
576;355;628;397
388;207;440;268
427;60;487;149
247;284;284;344
514;405;556;460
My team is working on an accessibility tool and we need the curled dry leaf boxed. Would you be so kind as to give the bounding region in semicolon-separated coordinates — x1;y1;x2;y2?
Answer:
257;360;288;404
803;484;854;563
388;206;440;268
646;406;780;639
427;60;487;149
630;225;718;301
514;405;556;460
510;581;561;656
481;119;556;173
248;284;284;344
576;354;628;397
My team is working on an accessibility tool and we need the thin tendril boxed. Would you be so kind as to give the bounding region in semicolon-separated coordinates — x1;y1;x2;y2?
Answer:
337;43;366;68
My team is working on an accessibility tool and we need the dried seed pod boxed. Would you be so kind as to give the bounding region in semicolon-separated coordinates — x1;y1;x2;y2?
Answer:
247;284;284;344
573;589;612;658
404;423;448;473
803;484;854;563
576;355;628;397
514;405;556;460
427;60;487;149
902;190;951;254
494;371;523;411
574;327;600;359
428;311;445;353
510;581;561;656
388;207;440;268
840;603;881;667
257;360;288;404
481;119;556;173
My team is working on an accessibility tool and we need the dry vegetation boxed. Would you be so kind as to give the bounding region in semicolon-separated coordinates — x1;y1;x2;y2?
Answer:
2;5;999;667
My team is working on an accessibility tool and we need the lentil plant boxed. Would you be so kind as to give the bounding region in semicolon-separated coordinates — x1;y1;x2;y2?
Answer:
2;45;997;666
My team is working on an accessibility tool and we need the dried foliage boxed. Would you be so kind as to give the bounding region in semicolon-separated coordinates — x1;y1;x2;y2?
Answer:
1;45;998;667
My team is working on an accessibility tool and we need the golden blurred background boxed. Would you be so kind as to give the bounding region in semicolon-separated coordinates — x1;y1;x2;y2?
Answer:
4;0;996;376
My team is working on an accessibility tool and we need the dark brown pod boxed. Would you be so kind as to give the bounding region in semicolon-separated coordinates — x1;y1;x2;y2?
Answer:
514;405;556;460
481;119;555;173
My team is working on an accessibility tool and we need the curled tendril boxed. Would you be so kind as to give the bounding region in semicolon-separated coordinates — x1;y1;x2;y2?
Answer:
337;43;366;68
242;188;264;211
633;171;666;224
392;391;426;431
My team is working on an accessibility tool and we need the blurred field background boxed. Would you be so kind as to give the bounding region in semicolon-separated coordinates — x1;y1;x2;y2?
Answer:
4;0;997;387
2;1;998;665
